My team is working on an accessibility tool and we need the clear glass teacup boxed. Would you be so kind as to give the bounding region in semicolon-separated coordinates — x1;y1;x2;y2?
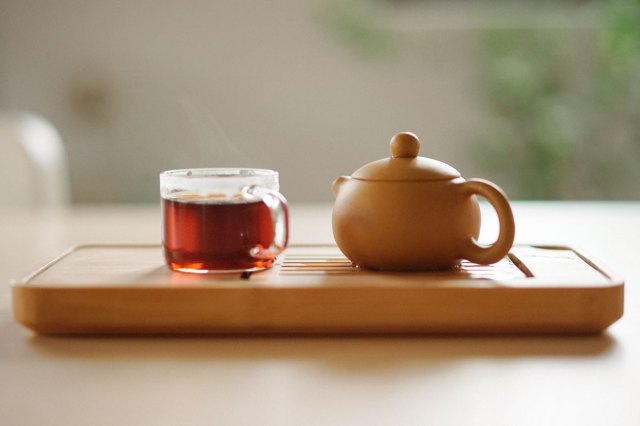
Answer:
160;168;288;274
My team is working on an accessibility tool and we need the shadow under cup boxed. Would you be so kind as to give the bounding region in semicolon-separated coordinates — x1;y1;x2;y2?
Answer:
160;168;289;274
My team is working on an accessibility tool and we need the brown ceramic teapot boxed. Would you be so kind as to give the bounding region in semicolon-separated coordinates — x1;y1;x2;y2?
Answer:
331;132;515;271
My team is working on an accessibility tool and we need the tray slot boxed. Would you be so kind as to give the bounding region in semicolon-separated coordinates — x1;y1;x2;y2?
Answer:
279;253;526;280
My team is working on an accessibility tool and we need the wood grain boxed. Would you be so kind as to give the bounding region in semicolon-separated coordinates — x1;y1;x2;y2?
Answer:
12;244;624;335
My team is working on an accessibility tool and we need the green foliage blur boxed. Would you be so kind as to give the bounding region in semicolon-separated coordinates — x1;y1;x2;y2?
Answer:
479;0;640;199
322;0;640;199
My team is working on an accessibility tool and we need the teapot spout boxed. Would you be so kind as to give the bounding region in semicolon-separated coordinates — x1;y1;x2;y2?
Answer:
332;176;351;198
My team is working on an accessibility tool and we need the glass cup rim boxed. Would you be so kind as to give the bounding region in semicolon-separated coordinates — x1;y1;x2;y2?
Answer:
160;168;278;179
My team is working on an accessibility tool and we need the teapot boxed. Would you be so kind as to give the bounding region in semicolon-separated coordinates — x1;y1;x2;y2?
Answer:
331;132;515;271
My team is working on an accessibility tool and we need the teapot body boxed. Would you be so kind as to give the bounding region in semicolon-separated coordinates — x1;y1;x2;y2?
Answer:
332;177;481;271
331;132;514;270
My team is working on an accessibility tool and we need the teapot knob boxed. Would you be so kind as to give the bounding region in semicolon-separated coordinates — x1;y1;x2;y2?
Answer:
390;132;420;158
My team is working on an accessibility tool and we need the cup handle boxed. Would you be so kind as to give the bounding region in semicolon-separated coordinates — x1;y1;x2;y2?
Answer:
458;178;515;265
242;185;289;255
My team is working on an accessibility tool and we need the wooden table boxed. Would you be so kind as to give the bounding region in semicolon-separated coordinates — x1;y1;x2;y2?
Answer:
1;202;639;425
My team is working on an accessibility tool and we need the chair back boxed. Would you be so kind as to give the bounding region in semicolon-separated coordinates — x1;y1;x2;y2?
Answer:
0;111;71;208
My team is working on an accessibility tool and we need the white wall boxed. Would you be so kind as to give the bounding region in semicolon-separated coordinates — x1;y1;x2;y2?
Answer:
0;1;594;202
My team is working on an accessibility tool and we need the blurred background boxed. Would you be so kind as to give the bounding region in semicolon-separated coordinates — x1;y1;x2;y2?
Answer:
1;0;639;205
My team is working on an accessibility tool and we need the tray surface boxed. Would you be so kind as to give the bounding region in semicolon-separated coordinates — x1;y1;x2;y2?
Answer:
12;244;624;335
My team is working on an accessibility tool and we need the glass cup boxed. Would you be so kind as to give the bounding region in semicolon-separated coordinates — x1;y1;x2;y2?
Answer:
160;168;289;273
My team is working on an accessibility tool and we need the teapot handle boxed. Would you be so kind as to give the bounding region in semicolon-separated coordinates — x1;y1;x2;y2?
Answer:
458;179;515;265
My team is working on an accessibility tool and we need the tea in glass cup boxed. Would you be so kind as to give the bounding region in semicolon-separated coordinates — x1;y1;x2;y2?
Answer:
160;168;288;273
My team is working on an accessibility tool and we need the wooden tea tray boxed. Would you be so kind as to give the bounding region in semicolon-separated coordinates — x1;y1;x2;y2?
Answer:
12;244;623;335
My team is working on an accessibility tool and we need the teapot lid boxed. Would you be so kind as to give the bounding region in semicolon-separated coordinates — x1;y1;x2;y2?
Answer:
351;132;461;181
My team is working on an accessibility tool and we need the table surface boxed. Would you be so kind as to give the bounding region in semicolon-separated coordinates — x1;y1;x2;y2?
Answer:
1;202;639;426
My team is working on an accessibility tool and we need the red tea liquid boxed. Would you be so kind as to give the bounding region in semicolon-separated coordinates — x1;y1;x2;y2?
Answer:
163;197;276;272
